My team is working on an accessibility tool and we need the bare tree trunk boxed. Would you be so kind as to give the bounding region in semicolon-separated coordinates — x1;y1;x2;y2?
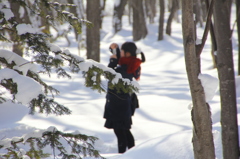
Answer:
113;0;128;33
237;0;240;75
145;0;156;23
213;1;239;158
158;0;165;40
131;0;148;41
193;0;203;27
86;0;100;62
166;0;178;35
182;0;215;159
100;0;106;29
201;0;207;21
128;0;132;24
67;0;78;41
75;0;85;56
204;0;217;69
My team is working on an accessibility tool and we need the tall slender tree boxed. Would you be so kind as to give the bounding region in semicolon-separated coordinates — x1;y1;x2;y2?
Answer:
205;0;217;68
213;1;239;158
158;0;165;40
193;0;203;27
181;0;215;158
131;0;148;41
113;0;128;34
86;0;101;62
145;0;156;24
237;0;240;75
166;0;178;35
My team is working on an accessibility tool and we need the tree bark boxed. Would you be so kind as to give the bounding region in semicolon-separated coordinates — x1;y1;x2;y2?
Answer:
113;0;128;33
145;0;156;23
193;0;203;27
204;0;217;69
100;0;106;29
86;0;101;62
166;0;178;36
158;0;165;40
181;0;215;159
237;0;240;75
67;0;78;41
213;1;239;158
131;0;148;41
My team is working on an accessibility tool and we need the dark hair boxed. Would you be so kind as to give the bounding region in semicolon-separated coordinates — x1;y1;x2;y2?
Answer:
121;42;137;57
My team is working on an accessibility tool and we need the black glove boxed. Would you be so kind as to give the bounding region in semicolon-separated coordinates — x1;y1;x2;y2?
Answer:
109;47;120;61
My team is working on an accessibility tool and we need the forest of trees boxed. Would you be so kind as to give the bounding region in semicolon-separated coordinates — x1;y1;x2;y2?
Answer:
0;0;240;158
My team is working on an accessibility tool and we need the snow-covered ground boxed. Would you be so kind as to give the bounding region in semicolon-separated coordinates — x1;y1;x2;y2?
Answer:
1;4;240;159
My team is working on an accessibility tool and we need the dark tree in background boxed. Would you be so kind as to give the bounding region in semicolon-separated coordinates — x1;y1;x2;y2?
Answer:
113;0;128;34
158;0;165;40
213;0;239;158
166;0;178;35
100;0;106;29
237;0;240;75
131;0;148;41
193;0;204;27
145;0;156;23
86;0;101;62
204;0;217;69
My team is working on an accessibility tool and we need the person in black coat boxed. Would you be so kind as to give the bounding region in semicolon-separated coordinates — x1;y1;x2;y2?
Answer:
103;42;143;153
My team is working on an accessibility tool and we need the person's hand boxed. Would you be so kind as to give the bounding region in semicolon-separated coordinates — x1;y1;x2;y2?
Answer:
110;54;117;59
110;43;118;49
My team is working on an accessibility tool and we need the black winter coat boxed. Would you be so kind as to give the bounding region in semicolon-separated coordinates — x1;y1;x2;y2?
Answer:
103;58;134;129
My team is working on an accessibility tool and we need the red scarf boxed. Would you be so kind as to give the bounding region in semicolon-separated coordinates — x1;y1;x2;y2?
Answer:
118;56;142;74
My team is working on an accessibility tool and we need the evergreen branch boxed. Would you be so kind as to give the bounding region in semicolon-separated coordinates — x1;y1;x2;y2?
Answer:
27;71;60;97
29;94;71;115
0;33;12;42
0;127;103;159
0;79;18;96
0;57;16;69
60;51;139;93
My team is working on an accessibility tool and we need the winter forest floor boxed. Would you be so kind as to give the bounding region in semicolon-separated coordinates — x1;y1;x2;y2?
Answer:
1;6;240;159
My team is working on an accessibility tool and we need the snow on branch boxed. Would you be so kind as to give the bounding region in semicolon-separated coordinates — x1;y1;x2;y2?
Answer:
0;49;38;76
60;48;140;93
16;24;42;35
0;126;103;159
0;68;43;104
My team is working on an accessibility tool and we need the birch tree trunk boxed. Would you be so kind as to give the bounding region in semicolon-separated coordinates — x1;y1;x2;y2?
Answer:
181;0;215;158
213;0;239;158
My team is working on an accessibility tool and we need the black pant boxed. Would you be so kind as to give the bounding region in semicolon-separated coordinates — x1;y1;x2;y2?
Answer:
113;128;135;153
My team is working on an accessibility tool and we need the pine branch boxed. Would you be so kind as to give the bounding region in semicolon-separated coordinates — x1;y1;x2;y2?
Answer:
29;94;72;115
0;127;104;159
27;70;60;96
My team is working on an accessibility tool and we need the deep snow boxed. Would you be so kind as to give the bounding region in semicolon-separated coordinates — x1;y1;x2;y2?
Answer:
1;3;240;159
